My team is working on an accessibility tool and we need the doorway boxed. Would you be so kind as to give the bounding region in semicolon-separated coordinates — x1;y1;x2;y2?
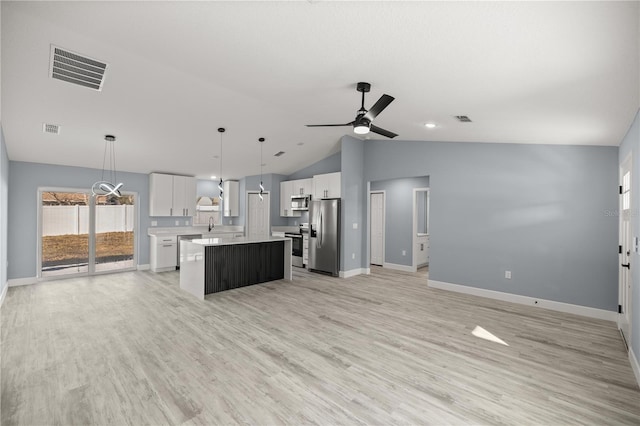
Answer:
370;191;385;266
413;188;430;273
619;155;632;348
247;192;270;239
38;188;137;278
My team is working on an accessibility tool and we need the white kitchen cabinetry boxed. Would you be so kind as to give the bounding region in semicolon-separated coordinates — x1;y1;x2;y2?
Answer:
303;234;309;267
416;234;429;266
291;178;313;196
150;235;177;272
280;180;301;217
223;180;239;217
313;172;341;199
149;173;196;217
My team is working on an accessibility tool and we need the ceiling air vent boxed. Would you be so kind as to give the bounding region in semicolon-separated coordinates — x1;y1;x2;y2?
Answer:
49;45;108;91
274;151;285;157
43;123;60;135
455;115;472;122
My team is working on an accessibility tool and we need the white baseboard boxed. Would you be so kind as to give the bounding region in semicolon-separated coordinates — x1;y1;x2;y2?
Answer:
0;283;7;307
630;348;640;389
428;280;617;322
383;262;416;273
8;277;37;287
340;268;370;278
137;264;150;271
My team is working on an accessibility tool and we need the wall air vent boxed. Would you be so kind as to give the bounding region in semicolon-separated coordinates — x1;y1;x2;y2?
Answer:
43;123;60;134
274;151;285;157
455;115;472;122
49;45;108;91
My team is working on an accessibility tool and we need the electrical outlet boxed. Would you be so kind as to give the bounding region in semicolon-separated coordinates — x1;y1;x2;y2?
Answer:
175;220;180;226
151;220;157;226
505;270;512;279
185;220;189;226
294;221;298;225
230;219;233;225
352;253;355;259
402;250;406;256
353;222;358;230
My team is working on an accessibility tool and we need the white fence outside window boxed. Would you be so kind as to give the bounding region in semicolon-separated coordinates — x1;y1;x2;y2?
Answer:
42;205;135;236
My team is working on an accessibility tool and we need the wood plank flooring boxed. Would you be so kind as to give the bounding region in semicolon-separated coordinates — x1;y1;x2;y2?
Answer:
2;267;639;425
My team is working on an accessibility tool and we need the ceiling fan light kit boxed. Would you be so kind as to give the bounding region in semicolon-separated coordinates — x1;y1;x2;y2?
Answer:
306;81;398;139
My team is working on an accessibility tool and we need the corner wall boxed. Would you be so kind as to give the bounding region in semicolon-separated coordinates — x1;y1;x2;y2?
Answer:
0;126;8;302
7;161;150;280
363;140;619;312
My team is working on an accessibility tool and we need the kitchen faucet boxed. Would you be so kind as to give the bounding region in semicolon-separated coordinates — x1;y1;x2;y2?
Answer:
208;216;214;232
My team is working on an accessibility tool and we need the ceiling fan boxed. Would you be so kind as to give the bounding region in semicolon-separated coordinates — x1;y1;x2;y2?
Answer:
306;82;398;139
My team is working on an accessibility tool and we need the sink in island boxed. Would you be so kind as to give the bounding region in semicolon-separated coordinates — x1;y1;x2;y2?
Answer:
179;236;292;300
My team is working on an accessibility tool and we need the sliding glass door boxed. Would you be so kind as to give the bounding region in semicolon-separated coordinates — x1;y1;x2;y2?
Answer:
39;189;137;278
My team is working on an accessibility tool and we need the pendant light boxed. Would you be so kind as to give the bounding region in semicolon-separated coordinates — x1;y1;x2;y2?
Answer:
217;128;225;202
258;137;265;201
92;134;122;198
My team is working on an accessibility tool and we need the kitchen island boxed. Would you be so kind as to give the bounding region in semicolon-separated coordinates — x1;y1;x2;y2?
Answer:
179;236;292;299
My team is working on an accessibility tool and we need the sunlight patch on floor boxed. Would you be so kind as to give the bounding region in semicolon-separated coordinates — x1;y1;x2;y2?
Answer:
472;325;509;346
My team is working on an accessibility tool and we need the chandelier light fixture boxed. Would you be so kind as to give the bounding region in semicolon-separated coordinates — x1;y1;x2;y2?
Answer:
217;127;225;202
92;134;122;197
258;137;265;201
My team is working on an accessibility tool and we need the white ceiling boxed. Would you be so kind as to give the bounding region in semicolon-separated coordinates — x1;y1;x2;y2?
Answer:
2;1;639;180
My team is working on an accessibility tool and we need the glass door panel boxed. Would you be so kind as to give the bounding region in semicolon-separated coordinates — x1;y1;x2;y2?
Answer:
41;191;90;277
94;194;135;272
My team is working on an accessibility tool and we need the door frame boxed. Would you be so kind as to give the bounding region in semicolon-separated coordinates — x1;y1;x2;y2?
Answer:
37;186;139;280
412;187;430;272
618;153;633;348
245;190;271;238
368;190;386;267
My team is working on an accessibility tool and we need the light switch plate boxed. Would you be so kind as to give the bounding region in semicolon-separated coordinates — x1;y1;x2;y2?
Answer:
151;220;157;226
352;223;358;229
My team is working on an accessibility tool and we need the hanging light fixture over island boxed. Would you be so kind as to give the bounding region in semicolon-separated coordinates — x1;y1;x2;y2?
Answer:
92;134;123;198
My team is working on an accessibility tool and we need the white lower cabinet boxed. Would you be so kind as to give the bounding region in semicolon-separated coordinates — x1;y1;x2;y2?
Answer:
150;235;177;272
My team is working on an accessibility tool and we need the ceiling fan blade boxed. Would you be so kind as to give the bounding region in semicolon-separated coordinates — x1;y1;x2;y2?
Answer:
370;124;398;139
306;122;354;127
363;94;395;121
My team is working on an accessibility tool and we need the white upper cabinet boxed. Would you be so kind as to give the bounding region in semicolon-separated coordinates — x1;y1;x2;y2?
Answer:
149;173;174;216
313;172;341;199
280;180;301;217
290;178;313;196
223;180;239;217
149;173;196;217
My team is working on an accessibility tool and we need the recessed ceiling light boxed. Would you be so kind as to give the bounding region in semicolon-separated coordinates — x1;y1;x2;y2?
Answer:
424;123;437;129
210;175;216;179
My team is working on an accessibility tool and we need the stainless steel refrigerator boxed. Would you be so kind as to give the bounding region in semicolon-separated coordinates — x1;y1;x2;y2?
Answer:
309;198;340;276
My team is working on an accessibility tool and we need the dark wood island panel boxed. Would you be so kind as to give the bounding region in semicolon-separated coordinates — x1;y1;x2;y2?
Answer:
204;240;285;294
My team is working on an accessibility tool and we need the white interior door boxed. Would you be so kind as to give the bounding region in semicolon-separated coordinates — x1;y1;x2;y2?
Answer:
247;192;270;239
619;156;632;348
370;192;384;266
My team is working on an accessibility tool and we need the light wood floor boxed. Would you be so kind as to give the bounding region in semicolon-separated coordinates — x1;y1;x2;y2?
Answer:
2;267;639;425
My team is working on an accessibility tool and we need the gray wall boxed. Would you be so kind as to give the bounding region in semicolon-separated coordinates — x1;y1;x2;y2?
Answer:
286;151;341;181
370;176;430;266
1;127;8;294
340;136;365;272
8;161;151;279
618;108;640;368
360;141;619;311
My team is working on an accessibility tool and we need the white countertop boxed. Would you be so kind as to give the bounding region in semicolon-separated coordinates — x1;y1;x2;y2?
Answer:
148;226;244;236
188;236;290;246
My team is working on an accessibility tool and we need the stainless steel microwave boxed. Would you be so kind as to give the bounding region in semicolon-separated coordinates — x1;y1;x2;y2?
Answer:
291;194;311;211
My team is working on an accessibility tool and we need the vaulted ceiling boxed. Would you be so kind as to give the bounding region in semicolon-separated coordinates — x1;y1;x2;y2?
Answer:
2;1;638;179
